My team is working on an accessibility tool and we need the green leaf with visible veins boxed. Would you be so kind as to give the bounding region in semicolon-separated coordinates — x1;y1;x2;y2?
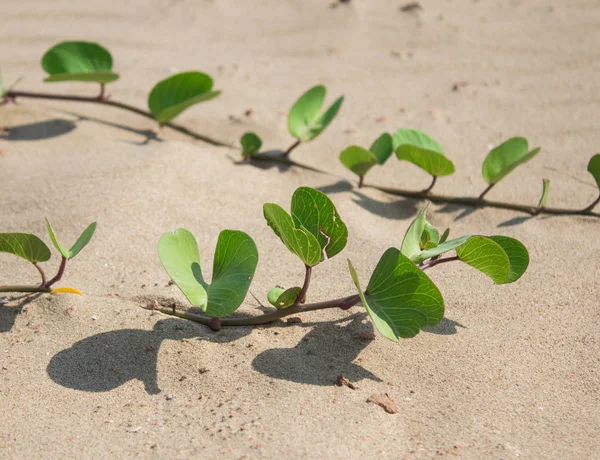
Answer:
339;146;378;177
158;229;258;317
42;41;119;84
45;219;97;259
348;250;444;341
291;187;348;260
0;233;51;263
587;154;600;189
482;137;541;185
267;286;302;309
393;128;455;177
288;85;344;142
455;236;510;284
148;72;220;123
489;236;529;283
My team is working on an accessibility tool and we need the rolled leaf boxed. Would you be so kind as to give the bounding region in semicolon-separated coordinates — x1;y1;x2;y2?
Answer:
482;137;541;185
158;229;258;317
267;287;302;309
393;128;455;177
45;219;97;259
241;132;262;157
0;233;51;263
348;250;444;341
538;179;550;208
41;41;119;84
148;71;220;123
339;146;378;177
588;154;600;189
288;85;344;142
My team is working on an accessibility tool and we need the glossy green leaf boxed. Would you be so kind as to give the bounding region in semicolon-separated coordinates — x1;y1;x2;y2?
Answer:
267;286;302;309
290;187;348;260
393;128;455;177
263;204;321;267
370;133;394;165
455;236;510;284
158;229;258;317
588;154;600;189
241;132;262;157
482;137;541;185
418;235;471;263
339;146;378;177
45;219;97;259
0;233;51;263
288;85;344;142
148;72;220;123
420;221;440;250
538;179;550;208
348;250;444;341
400;206;427;261
41;41;119;84
489;236;529;283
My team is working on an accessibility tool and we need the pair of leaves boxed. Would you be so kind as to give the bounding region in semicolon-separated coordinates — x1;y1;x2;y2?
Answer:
0;220;96;264
348;250;444;341
288;85;344;142
148;72;221;123
482;137;541;185
393;128;455;177
401;206;470;265
240;132;263;157
42;41;119;84
267;286;302;309
339;133;393;177
263;187;348;267
158;229;258;317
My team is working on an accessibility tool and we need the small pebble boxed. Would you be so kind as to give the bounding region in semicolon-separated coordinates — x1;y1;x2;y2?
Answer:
165;394;174;401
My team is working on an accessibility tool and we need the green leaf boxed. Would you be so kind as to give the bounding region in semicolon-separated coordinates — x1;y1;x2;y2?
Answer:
148;72;220;123
45;219;97;259
348;250;444;341
538;178;550;208
288;85;344;142
587;154;600;189
489;236;529;283
400;206;427;261
0;233;51;263
339;146;378;177
240;132;262;157
267;286;302;309
393;128;455;177
41;41;119;84
455;236;510;284
290;187;348;260
439;228;450;244
158;229;258;317
482;137;541;185
418;235;471;263
420;221;440;250
369;133;393;165
263;204;321;267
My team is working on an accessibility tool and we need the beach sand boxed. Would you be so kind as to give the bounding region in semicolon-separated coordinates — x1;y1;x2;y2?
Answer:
1;0;599;458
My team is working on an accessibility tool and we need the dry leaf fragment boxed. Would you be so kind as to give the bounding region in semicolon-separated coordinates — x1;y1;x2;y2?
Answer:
367;393;398;414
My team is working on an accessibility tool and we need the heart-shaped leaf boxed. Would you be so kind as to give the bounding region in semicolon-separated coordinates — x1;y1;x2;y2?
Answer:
41;41;119;84
370;133;393;165
241;132;262;157
339;146;378;177
0;233;51;263
288;85;344;142
488;236;529;283
455;236;510;284
267;286;302;309
290;187;348;260
45;219;97;259
393;128;455;177
348;250;444;341
482;137;541;185
158;229;258;317
588;154;600;189
148;72;220;123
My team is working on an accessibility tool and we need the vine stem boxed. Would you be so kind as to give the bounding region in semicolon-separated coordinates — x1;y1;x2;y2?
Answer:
422;175;437;194
4;90;232;147
295;265;312;305
44;256;67;288
479;183;495;199
33;262;46;286
282;139;301;157
0;285;51;293
419;256;459;271
583;194;600;212
150;294;361;327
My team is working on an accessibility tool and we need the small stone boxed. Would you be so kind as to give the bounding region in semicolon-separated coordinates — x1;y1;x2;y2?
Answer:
367;394;399;414
165;394;174;401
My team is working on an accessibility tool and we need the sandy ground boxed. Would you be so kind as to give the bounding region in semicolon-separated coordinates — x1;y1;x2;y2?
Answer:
1;0;599;458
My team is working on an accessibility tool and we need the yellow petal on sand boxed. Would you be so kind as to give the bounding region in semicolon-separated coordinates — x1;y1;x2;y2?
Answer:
50;287;83;295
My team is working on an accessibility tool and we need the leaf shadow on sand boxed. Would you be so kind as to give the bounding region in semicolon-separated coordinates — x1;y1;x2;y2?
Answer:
47;317;251;395
0;119;76;141
0;294;43;333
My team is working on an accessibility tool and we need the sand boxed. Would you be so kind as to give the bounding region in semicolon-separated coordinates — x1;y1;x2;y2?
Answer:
1;0;599;458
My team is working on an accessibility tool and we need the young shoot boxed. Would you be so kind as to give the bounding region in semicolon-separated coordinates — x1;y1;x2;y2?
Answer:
0;220;97;295
154;187;529;340
339;133;393;188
